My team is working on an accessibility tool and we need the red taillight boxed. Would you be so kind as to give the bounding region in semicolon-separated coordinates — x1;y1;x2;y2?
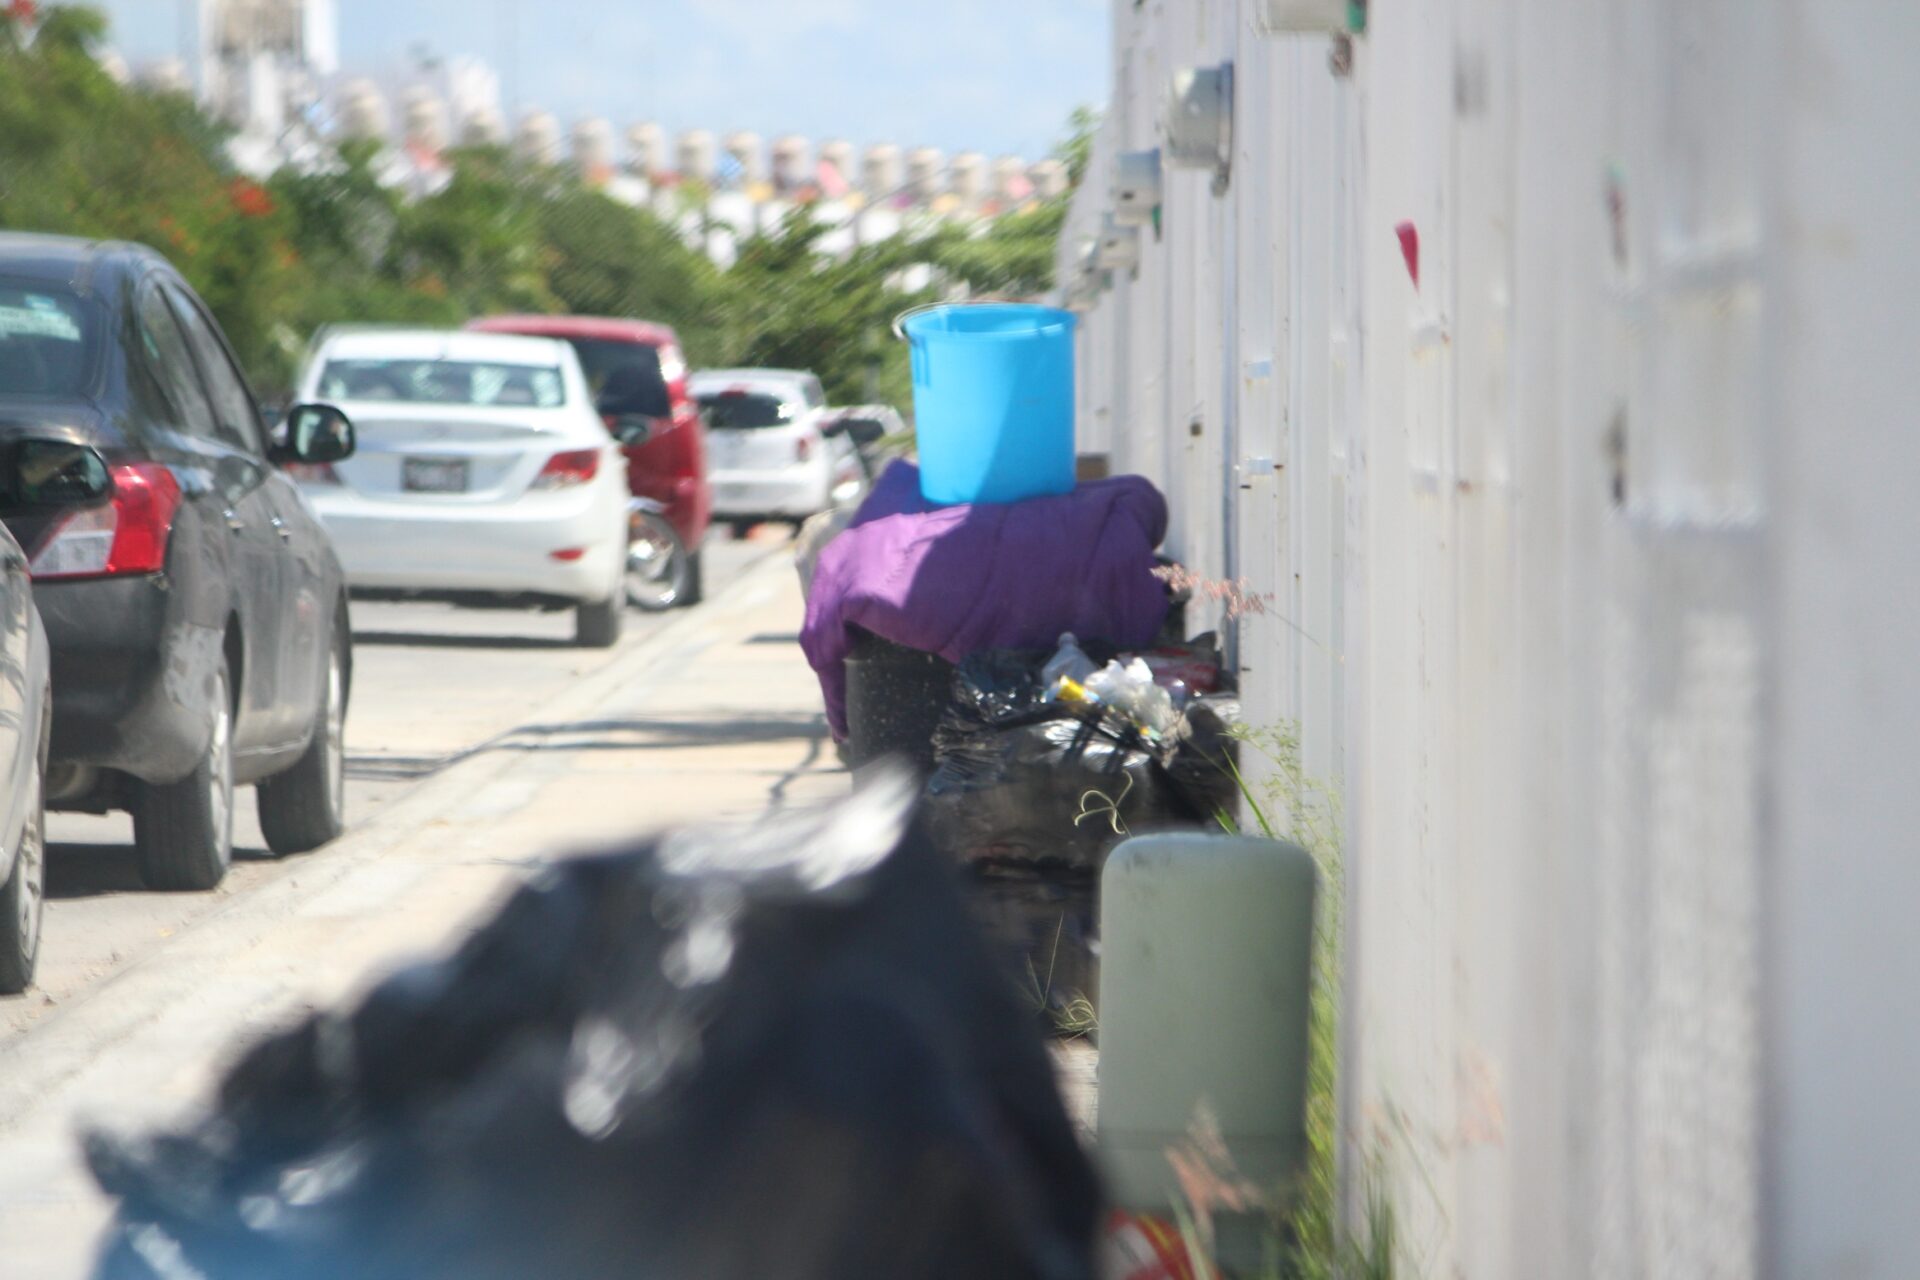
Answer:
533;448;600;490
30;462;182;580
283;462;341;486
795;436;813;462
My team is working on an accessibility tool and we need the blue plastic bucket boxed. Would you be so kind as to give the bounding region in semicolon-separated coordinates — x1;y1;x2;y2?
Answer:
900;303;1077;506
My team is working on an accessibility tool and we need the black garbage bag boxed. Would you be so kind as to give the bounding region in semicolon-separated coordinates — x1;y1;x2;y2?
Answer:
85;774;1103;1280
923;648;1239;873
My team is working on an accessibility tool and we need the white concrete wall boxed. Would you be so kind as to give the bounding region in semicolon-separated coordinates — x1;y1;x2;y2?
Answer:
1063;1;1920;1275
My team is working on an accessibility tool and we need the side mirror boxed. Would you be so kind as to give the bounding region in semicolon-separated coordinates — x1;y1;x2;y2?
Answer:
7;439;111;508
275;403;356;466
845;419;886;447
608;414;654;448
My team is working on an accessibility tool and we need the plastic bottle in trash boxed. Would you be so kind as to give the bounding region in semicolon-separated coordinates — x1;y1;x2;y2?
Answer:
1086;657;1179;741
1165;678;1193;715
1042;633;1099;692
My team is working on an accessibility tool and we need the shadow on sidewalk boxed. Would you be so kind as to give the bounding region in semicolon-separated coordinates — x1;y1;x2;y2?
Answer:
46;842;278;901
346;712;833;786
351;630;576;652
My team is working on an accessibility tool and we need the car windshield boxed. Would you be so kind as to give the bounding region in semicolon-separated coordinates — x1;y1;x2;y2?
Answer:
0;281;98;399
698;391;793;429
319;358;567;408
568;338;672;418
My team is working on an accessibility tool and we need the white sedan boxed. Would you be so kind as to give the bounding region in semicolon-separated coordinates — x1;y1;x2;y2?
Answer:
691;368;866;528
292;329;634;647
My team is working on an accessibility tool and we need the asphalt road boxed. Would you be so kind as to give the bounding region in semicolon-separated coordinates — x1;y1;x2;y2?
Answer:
1;534;783;1043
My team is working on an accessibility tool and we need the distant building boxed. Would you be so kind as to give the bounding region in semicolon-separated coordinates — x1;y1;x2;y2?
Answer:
197;0;340;174
199;0;338;84
136;2;1055;257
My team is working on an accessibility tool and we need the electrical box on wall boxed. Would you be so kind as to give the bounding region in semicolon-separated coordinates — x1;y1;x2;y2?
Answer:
1096;215;1141;271
1066;240;1105;308
1113;149;1163;227
1164;63;1233;193
1258;0;1351;33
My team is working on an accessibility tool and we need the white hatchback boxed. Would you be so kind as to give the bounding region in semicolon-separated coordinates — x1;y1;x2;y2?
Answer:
293;329;633;646
691;368;865;527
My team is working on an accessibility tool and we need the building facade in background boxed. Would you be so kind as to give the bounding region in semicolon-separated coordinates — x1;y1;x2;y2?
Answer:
1059;2;1920;1277
136;2;1048;260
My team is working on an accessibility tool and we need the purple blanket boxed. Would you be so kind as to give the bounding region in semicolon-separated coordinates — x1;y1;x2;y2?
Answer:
802;460;1171;740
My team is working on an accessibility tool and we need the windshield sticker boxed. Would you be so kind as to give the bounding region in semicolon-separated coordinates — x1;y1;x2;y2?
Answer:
0;305;81;341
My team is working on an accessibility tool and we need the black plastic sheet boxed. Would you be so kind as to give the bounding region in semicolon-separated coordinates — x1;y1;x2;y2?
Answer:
86;776;1103;1280
924;649;1238;874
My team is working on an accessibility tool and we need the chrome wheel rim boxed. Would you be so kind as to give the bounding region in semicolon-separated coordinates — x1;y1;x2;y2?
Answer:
625;516;684;609
210;681;234;858
323;648;346;814
16;763;41;960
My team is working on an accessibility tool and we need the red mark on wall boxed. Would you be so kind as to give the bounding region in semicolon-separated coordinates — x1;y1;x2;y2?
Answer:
1395;220;1420;290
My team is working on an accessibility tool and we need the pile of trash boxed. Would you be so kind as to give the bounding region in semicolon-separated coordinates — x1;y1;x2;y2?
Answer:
794;460;1236;1020
84;777;1104;1280
926;632;1238;871
923;634;1238;1015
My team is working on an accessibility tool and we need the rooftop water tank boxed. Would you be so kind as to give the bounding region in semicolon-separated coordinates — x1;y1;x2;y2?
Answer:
515;111;562;166
992;155;1031;203
819;139;855;189
771;134;811;191
949;152;987;209
338;79;389;141
401;87;448;153
906;147;945;202
627;122;667;177
724;131;764;186
573;116;616;178
678;129;716;184
462;106;506;146
862;143;903;199
144;57;193;94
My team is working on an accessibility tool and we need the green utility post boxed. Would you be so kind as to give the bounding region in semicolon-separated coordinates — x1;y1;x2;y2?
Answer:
1098;833;1319;1264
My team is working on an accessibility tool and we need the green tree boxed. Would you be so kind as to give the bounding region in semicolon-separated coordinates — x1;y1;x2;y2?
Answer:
925;108;1097;300
535;187;726;362
1056;105;1101;187
387;146;557;319
0;13;1097;409
930;199;1068;299
720;211;934;407
0;4;311;384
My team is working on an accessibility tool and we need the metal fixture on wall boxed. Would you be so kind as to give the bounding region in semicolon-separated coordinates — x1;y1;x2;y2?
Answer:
1164;63;1234;195
1095;215;1141;271
1257;0;1352;33
1112;149;1163;228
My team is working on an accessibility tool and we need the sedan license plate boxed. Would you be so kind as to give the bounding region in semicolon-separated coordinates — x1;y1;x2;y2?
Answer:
403;457;469;493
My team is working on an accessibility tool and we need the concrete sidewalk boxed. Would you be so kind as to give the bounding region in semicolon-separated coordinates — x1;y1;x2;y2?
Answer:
0;551;847;1276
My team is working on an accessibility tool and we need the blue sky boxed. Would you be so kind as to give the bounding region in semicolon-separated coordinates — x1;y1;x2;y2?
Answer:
90;1;1111;161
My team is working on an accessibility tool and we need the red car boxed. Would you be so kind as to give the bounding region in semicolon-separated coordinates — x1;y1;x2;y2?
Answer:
467;315;710;607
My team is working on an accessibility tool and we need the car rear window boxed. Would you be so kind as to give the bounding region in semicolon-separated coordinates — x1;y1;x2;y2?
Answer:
319;358;567;408
0;282;98;399
698;391;794;429
567;338;672;418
